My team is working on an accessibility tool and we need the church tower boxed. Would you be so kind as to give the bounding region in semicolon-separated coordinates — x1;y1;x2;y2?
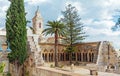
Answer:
32;7;43;36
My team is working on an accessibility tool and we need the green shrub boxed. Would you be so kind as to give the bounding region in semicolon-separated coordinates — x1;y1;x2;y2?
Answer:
0;62;5;73
6;72;11;76
50;64;54;68
25;71;29;76
59;65;64;68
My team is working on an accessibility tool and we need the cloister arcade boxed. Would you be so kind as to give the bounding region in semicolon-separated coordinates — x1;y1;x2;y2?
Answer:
41;42;99;63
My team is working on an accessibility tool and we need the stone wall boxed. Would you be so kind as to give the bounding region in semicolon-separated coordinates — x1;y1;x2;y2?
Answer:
36;67;82;76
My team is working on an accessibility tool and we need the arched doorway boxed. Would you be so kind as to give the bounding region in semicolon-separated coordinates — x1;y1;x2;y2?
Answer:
92;53;94;62
89;53;91;62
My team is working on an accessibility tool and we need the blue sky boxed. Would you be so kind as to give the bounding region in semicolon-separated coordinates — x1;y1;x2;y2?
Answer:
0;0;120;50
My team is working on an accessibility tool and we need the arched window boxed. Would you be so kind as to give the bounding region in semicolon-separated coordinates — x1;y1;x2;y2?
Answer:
51;53;53;62
89;53;91;62
72;53;76;61
85;53;87;62
83;53;85;62
77;53;79;61
45;54;47;62
60;53;63;61
79;53;81;61
62;53;64;61
49;53;51;62
66;53;69;61
42;54;44;60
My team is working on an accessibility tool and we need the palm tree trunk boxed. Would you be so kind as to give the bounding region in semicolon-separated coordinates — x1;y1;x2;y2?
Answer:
55;30;58;67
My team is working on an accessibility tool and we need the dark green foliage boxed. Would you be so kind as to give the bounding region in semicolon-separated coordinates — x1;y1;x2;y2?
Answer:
42;21;65;36
6;72;11;76
65;46;75;53
61;4;86;45
0;62;5;73
61;4;86;64
6;0;27;65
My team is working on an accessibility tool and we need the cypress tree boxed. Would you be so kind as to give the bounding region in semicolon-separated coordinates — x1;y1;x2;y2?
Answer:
61;4;86;64
6;0;27;75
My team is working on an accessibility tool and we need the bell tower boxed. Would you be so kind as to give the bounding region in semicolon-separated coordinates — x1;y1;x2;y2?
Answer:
32;7;43;36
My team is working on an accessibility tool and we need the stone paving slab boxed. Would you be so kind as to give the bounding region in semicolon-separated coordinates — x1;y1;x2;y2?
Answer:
37;65;120;76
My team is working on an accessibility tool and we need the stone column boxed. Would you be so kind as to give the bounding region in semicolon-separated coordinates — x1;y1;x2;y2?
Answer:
87;53;89;62
47;53;49;62
91;53;93;62
53;53;55;61
81;53;83;62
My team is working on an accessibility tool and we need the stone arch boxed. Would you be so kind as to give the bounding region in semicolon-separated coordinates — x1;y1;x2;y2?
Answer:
51;53;53;62
60;53;63;61
85;53;87;62
90;49;92;52
43;49;48;53
42;53;45;60
72;52;76;61
89;53;92;62
42;49;48;62
66;53;69;61
77;52;81;61
45;53;47;62
61;49;64;53
50;49;54;53
77;53;79;61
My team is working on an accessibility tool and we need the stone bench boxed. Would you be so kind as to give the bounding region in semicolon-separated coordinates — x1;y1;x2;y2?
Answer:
90;69;98;76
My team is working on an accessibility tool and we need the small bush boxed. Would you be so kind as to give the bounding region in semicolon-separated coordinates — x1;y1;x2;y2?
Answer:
6;72;11;76
25;71;29;76
59;65;64;68
0;62;5;73
50;64;54;68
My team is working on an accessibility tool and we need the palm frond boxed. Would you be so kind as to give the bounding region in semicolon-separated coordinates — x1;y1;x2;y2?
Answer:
29;26;35;34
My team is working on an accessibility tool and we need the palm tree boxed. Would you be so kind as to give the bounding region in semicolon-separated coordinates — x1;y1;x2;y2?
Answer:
42;21;65;67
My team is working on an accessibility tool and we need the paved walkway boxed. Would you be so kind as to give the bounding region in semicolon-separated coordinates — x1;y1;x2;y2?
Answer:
62;66;120;76
44;63;120;76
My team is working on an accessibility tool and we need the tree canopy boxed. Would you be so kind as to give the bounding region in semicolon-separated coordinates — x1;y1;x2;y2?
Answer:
61;4;86;64
6;0;27;65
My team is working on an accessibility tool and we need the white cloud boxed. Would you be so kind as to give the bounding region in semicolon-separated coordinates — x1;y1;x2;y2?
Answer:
25;0;50;5
57;15;63;21
0;0;10;26
62;0;120;49
0;5;9;17
86;26;120;36
65;1;86;15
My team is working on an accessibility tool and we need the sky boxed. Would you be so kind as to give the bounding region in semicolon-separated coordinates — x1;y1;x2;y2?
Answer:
0;0;120;50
